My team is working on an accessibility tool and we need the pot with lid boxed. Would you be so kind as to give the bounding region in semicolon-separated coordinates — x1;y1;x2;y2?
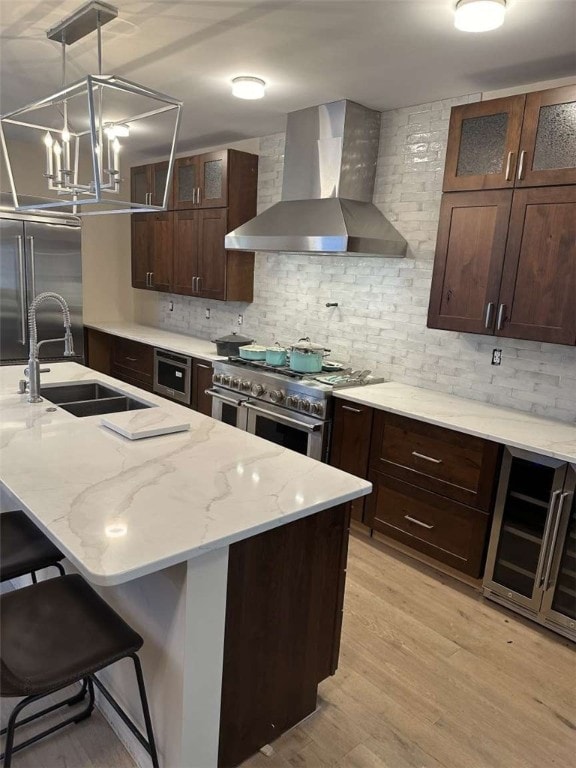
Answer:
212;332;254;357
289;337;329;374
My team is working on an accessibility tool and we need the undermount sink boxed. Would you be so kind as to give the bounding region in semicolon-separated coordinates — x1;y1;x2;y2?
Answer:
40;381;155;418
40;382;120;404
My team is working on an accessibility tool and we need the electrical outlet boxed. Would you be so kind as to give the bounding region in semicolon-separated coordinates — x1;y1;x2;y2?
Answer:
237;313;243;325
168;300;174;312
205;308;210;320
492;349;502;366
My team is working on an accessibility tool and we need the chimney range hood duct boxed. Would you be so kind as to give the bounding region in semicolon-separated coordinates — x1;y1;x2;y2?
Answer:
225;99;407;257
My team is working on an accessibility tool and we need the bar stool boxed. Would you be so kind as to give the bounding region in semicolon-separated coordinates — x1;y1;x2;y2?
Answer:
0;510;65;584
0;574;159;767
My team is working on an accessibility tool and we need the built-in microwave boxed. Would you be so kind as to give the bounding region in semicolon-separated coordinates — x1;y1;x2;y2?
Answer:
153;348;192;405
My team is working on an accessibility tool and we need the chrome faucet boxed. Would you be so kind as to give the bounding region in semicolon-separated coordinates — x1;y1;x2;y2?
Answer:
25;292;75;403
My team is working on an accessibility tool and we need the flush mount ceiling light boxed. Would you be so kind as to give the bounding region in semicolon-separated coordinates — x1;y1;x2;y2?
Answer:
0;0;182;215
454;0;506;32
231;76;266;100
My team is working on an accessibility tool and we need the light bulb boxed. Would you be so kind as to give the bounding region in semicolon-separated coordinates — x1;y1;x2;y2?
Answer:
105;123;130;138
112;137;120;152
62;127;70;142
44;131;53;147
454;0;506;32
53;140;62;156
231;76;266;100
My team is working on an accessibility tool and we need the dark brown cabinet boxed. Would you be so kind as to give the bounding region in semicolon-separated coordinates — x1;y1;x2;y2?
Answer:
131;148;257;302
432;85;576;346
428;191;512;334
192;359;213;415
443;85;576;192
174;150;229;209
130;161;173;208
329;399;374;522
111;336;154;392
428;186;576;344
497;186;576;345
365;412;500;577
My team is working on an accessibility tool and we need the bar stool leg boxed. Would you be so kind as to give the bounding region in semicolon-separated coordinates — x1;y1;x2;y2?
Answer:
131;654;160;768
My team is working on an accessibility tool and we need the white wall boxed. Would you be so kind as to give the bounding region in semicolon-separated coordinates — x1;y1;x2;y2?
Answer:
149;92;576;423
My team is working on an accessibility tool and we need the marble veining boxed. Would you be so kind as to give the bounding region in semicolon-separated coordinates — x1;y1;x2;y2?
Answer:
84;321;224;362
0;363;370;586
336;383;576;463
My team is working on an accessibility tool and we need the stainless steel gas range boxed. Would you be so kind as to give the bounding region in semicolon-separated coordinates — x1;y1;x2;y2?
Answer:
207;359;383;461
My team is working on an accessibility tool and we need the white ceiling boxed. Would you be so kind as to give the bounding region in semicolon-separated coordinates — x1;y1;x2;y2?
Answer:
1;0;575;156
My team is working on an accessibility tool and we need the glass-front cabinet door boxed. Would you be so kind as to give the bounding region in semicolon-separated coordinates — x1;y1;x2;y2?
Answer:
198;150;228;208
174;157;199;209
540;467;576;636
443;96;526;192
517;85;576;187
483;448;568;613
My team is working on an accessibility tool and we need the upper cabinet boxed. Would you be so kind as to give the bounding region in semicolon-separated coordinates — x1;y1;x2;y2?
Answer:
130;148;258;302
443;85;576;192
174;150;228;209
131;161;173;208
431;85;576;347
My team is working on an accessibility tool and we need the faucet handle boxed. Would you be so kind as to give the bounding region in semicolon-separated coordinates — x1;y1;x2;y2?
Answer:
40;367;51;373
18;379;28;394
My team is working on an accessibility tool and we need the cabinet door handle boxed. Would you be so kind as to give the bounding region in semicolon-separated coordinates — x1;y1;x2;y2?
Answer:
197;276;202;292
496;303;506;331
404;515;434;530
16;235;26;345
192;276;197;292
197;187;201;205
536;490;561;587
544;491;572;591
517;150;527;181
192;188;197;205
149;271;154;287
411;451;442;464
125;357;138;363
341;405;363;413
504;151;515;181
196;363;211;370
145;192;152;205
145;272;149;287
484;302;495;329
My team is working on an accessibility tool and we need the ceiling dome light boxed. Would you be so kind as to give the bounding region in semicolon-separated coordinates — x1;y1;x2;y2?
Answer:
232;76;266;100
455;0;506;32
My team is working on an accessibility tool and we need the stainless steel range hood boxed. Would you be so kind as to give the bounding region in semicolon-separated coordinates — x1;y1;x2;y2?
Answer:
225;99;407;257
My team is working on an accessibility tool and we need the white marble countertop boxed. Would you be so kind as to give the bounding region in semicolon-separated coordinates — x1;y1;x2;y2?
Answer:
335;382;576;464
0;363;371;586
85;321;224;362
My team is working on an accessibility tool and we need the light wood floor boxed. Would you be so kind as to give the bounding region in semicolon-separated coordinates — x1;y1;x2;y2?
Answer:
2;532;575;767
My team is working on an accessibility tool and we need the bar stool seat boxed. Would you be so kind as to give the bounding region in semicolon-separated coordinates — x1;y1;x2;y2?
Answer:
0;510;64;582
0;574;159;767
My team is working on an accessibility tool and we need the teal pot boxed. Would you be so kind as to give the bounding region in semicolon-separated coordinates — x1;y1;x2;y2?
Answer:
239;344;267;361
289;338;328;374
265;344;288;366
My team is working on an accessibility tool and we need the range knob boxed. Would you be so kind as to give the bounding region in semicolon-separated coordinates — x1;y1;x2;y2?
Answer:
251;383;265;397
269;390;285;404
212;373;222;384
311;402;323;416
241;379;252;392
286;395;299;408
231;377;241;388
299;399;311;412
221;375;231;386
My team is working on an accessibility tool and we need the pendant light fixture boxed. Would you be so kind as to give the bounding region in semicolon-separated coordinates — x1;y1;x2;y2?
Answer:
454;0;506;32
0;1;182;215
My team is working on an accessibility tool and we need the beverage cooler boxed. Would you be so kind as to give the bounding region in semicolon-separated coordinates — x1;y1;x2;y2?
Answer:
483;447;575;641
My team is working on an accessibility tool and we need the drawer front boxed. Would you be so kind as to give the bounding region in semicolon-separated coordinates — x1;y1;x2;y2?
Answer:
110;366;153;393
370;412;499;510
112;337;154;381
366;471;490;577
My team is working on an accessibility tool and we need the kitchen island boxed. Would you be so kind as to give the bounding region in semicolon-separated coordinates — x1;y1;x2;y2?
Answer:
0;362;371;768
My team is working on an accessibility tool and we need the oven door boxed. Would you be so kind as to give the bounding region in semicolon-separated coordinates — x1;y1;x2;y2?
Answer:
243;400;328;461
207;388;248;429
154;349;192;405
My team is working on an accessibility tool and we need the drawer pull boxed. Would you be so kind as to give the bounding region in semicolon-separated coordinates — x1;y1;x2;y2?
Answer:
341;405;363;413
411;451;442;464
125;357;138;362
404;515;434;530
196;363;211;370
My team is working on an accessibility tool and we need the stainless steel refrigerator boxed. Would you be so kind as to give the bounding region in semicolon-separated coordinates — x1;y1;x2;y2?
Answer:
0;207;83;364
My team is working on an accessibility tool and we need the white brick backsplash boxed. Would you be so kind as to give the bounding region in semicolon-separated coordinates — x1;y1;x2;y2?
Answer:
155;98;576;423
